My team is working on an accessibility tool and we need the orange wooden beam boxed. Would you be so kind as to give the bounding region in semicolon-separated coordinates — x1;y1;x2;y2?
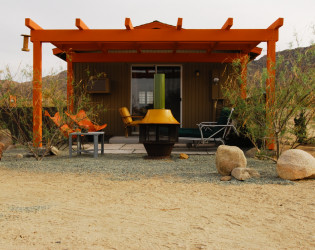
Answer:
177;18;183;30
75;18;89;30
267;18;284;30
125;18;134;30
266;40;276;150
32;41;42;147
240;55;249;99
51;41;261;51
71;52;245;63
250;47;262;55
25;18;43;30
30;29;278;42
221;18;233;30
52;47;64;55
66;53;74;113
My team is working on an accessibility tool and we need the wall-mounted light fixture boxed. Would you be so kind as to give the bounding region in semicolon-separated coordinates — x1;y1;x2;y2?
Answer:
213;77;219;85
21;34;31;52
195;70;200;77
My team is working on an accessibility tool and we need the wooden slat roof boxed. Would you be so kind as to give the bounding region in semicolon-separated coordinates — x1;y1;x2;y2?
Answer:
25;17;283;63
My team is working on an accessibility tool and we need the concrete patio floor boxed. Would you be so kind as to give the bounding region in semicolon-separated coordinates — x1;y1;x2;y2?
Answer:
80;136;217;155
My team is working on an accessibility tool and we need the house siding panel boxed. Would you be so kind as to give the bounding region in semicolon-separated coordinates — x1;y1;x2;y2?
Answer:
73;62;130;136
73;62;231;136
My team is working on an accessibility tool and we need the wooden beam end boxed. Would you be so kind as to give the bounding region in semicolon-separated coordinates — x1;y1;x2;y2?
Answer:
221;18;233;30
177;18;183;30
125;18;134;30
25;18;43;30
76;18;89;30
267;18;284;30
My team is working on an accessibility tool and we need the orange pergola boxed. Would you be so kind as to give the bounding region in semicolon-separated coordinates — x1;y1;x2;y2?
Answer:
25;17;283;147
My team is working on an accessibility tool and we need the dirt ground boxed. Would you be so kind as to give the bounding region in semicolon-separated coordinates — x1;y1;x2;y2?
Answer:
0;168;314;249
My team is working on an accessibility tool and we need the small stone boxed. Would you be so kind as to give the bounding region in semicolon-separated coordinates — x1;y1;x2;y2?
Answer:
231;167;251;181
245;148;258;158
220;176;232;181
50;146;59;156
179;153;189;159
246;168;260;178
16;154;23;159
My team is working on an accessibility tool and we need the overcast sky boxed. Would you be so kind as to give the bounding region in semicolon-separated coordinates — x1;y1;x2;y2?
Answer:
1;0;314;81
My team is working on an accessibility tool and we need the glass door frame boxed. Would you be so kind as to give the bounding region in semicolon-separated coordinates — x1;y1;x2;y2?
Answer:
130;64;183;125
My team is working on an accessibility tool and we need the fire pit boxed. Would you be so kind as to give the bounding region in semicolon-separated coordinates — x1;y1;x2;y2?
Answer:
139;109;179;158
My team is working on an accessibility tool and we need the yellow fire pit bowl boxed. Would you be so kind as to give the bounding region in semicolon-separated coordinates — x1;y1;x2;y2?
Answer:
141;109;179;124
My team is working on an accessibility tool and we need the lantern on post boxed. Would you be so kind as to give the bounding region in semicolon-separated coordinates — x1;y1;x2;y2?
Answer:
9;95;17;107
21;34;31;52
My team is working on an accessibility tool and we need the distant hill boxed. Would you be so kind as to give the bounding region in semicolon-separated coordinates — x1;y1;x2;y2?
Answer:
248;45;314;81
2;45;313;100
1;70;67;101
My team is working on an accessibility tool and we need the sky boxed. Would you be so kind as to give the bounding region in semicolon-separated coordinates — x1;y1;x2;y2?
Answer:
0;0;314;81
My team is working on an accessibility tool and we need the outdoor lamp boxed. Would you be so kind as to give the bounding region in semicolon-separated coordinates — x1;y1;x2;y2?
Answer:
21;34;31;52
195;70;200;77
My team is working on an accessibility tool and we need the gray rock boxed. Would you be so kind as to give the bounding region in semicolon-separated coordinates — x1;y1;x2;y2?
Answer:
231;167;251;181
277;149;315;180
245;148;258;158
16;154;23;159
246;168;261;178
215;145;247;176
231;167;260;181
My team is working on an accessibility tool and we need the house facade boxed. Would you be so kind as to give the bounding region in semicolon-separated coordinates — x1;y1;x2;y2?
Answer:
25;17;283;145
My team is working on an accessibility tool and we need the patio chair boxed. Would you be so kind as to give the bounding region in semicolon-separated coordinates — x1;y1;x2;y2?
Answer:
179;107;238;146
65;110;107;132
44;110;81;138
119;107;143;137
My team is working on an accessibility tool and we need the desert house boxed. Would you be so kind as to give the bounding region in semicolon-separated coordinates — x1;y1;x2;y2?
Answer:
24;17;283;146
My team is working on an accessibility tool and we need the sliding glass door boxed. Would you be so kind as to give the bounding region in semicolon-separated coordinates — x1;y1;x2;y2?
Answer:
131;65;181;122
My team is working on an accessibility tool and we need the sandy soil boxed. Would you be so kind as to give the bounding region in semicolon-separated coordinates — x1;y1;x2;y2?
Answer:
0;168;314;250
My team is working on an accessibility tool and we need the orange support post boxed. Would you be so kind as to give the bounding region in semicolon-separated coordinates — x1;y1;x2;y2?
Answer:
266;40;276;150
33;41;43;147
66;53;74;113
240;55;248;99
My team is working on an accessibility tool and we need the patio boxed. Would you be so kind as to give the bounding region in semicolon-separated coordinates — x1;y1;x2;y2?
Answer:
85;136;217;155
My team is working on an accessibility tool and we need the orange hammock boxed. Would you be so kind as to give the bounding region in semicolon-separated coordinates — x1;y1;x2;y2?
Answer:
44;110;81;138
65;110;107;132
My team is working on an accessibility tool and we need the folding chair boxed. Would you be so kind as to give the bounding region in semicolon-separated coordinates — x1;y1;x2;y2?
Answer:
118;107;143;137
65;110;107;132
44;110;81;138
179;108;238;146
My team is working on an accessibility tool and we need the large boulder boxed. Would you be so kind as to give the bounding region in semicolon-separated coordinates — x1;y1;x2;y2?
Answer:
0;142;4;160
277;149;315;180
215;145;247;176
0;129;13;150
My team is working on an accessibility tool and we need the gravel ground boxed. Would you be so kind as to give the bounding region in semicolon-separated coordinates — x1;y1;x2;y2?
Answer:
0;147;293;185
